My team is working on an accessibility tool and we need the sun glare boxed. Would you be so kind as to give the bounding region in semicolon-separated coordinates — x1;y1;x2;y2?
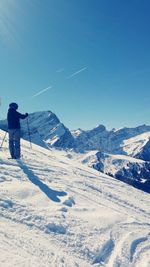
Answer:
0;0;20;46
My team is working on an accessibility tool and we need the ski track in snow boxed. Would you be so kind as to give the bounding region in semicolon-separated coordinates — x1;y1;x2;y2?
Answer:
0;131;150;267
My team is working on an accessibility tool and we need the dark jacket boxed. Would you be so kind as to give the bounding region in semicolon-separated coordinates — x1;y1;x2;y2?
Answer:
7;108;28;129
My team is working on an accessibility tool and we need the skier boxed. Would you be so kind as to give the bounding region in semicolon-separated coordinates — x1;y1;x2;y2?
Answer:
7;102;28;159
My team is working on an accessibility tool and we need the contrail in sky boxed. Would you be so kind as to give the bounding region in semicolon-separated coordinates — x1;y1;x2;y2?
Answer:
32;86;52;98
31;66;87;98
67;67;87;79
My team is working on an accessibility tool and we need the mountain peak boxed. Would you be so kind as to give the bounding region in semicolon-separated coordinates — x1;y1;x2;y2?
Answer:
91;124;106;132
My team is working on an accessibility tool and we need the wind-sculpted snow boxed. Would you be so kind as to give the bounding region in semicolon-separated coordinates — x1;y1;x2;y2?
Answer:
0;130;150;266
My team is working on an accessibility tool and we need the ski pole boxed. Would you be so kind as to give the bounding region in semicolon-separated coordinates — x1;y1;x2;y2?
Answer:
27;117;32;149
0;131;7;149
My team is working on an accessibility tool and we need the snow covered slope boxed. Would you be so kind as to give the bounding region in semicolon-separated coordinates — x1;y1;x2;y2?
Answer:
0;130;150;267
121;132;150;156
80;151;150;193
135;138;150;161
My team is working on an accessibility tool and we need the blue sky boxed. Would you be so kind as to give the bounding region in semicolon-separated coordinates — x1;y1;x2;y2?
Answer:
0;0;150;130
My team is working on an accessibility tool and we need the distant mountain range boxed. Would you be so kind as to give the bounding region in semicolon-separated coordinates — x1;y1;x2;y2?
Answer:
1;110;150;193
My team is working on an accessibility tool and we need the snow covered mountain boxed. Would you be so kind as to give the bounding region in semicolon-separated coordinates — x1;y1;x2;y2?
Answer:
80;151;150;193
1;110;150;155
0;129;150;267
1;110;150;194
120;132;150;158
135;138;150;161
72;124;150;154
22;111;75;149
0;111;75;149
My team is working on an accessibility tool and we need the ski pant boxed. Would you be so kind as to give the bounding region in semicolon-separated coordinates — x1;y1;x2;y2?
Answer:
8;129;21;159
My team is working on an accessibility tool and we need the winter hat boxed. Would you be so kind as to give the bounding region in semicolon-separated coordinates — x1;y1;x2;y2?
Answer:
9;102;18;110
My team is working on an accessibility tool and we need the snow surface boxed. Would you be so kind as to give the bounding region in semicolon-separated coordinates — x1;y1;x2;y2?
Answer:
0;130;150;267
79;151;145;176
121;132;150;156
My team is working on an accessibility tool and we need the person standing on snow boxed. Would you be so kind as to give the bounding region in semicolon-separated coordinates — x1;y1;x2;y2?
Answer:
7;102;28;159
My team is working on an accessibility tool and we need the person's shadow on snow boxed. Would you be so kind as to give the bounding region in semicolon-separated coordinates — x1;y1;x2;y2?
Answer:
17;160;67;202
